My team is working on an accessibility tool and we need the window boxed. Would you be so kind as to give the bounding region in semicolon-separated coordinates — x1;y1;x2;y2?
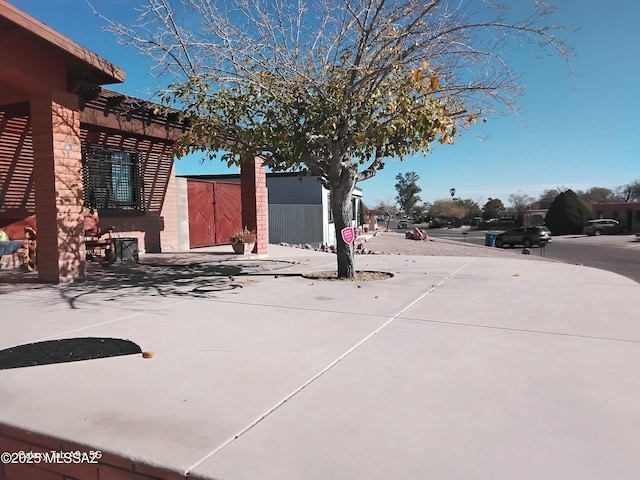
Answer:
82;145;144;214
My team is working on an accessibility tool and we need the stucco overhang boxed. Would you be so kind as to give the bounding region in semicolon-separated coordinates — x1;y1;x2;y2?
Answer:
0;1;125;92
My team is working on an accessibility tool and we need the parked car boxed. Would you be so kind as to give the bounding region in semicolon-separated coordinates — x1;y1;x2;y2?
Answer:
397;220;409;229
482;219;516;231
494;226;552;248
583;219;629;236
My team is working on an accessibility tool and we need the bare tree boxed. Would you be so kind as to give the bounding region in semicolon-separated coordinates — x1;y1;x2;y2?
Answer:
373;198;398;230
509;192;534;226
617;180;640;202
535;188;563;209
96;0;571;278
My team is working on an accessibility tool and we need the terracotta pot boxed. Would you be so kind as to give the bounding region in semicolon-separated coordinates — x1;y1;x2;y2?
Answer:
231;242;255;254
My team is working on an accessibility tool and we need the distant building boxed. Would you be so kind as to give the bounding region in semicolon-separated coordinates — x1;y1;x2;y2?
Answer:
499;209;547;226
592;202;640;233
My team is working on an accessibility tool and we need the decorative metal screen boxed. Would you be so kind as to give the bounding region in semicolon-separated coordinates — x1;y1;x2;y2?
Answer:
82;145;144;214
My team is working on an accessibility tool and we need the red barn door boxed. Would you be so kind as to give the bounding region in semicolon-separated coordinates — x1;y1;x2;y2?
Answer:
187;180;241;248
212;182;242;245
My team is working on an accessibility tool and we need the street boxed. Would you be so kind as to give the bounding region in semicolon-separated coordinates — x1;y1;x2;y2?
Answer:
415;226;640;284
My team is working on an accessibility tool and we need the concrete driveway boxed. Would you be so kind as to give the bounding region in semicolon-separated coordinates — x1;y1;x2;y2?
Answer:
1;246;638;480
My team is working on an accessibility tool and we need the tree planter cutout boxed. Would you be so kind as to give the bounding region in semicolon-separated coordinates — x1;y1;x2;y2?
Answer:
303;271;394;281
0;337;142;370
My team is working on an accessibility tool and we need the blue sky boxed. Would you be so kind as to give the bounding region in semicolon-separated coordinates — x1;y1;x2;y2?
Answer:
9;0;639;207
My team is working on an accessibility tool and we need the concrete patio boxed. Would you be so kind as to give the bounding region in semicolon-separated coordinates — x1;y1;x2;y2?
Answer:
1;245;638;480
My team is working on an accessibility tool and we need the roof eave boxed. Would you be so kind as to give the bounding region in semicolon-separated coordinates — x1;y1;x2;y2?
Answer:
0;1;125;85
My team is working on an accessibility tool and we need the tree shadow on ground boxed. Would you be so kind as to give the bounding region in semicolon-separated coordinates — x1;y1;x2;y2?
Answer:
53;258;302;308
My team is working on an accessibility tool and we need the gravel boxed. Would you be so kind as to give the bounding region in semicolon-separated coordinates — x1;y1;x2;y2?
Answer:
354;230;551;261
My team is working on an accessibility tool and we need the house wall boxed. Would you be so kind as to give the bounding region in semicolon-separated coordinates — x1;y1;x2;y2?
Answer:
84;130;179;253
267;181;365;246
174;176;191;250
267;175;322;204
0;422;190;480
267;175;332;245
0;107;180;254
159;162;179;251
592;203;640;233
268;204;324;245
321;189;335;246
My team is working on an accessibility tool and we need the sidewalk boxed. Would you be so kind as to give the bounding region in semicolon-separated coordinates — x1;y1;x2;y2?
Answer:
1;245;639;480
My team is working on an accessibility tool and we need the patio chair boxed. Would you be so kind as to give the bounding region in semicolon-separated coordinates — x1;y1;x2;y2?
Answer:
0;217;37;271
84;214;116;266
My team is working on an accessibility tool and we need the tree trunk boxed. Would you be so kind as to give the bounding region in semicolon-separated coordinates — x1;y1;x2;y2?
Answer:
330;173;356;279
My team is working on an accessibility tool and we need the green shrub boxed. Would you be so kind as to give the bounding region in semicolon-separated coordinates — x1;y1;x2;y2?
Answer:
545;189;590;235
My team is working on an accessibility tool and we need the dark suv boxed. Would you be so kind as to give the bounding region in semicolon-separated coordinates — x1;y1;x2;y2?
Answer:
495;226;552;248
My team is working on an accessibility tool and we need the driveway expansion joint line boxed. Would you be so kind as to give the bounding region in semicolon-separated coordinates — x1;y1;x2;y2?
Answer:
184;257;476;475
400;315;640;344
29;299;192;344
189;297;407;318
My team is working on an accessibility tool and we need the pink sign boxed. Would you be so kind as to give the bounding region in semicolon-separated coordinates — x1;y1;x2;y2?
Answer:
341;227;355;244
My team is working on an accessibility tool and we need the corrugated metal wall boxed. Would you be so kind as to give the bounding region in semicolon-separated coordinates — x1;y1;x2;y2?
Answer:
268;204;323;245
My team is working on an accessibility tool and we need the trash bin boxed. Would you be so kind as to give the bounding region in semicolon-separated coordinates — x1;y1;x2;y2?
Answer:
484;233;496;247
113;237;139;262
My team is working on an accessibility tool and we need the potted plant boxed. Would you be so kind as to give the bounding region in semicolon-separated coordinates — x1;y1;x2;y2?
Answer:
230;227;257;254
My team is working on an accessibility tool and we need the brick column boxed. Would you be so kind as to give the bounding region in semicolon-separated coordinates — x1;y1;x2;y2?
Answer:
240;157;268;254
159;161;181;252
30;90;85;283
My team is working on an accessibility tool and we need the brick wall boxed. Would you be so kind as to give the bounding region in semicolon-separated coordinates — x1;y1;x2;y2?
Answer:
240;157;268;254
173;177;191;251
82;128;178;253
159;163;179;252
0;424;196;480
30;91;85;283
